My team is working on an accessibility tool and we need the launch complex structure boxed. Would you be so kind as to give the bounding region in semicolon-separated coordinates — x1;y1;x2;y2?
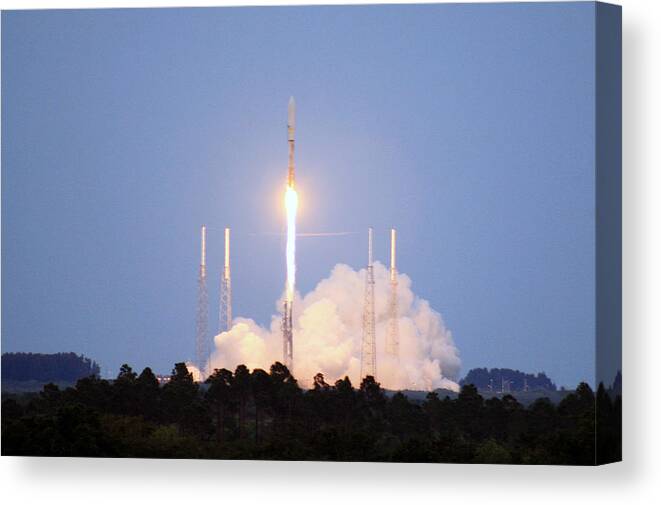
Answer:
194;99;400;383
360;227;401;380
195;225;209;374
195;225;232;374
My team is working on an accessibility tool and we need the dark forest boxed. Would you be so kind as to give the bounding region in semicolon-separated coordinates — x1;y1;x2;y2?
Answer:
2;360;621;465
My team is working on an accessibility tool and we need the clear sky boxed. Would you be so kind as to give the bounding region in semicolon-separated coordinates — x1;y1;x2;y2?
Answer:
2;3;596;387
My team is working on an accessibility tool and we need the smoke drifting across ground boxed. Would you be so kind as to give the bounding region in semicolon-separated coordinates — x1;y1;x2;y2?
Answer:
207;262;461;391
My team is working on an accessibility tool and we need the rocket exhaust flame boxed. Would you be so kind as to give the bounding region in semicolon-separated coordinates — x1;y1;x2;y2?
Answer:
248;231;357;237
285;185;298;301
282;97;296;371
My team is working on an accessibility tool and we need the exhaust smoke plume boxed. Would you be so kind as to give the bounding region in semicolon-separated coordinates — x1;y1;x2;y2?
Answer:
207;262;461;391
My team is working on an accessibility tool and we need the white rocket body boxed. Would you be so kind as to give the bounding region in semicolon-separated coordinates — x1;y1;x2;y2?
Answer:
287;96;296;187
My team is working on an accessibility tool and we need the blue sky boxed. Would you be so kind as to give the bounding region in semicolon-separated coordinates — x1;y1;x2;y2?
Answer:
2;3;596;387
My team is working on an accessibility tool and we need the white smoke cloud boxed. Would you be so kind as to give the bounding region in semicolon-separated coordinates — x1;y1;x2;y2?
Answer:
185;362;203;383
208;262;461;391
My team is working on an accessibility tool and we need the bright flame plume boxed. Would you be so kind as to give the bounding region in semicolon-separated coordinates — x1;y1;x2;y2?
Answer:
285;185;298;301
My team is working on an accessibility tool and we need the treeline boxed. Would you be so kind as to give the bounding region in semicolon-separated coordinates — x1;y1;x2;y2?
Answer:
1;352;100;383
461;368;557;392
1;362;621;464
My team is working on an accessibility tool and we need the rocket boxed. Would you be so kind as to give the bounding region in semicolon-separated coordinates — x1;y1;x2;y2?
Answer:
282;96;297;370
287;96;296;187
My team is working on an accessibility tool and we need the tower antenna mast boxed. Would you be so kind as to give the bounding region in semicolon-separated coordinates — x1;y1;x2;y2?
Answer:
387;228;399;358
195;225;209;378
219;227;232;333
361;227;377;380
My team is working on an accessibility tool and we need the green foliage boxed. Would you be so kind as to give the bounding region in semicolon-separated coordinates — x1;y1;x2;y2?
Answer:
1;362;620;465
473;439;512;464
205;368;234;443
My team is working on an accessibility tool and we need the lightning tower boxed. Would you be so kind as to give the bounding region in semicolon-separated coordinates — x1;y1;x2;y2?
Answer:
196;225;209;377
219;227;232;333
386;228;399;357
282;97;297;371
360;227;377;380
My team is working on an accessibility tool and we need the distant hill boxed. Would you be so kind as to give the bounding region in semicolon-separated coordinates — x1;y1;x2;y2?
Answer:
460;367;557;392
392;388;572;406
1;352;100;383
